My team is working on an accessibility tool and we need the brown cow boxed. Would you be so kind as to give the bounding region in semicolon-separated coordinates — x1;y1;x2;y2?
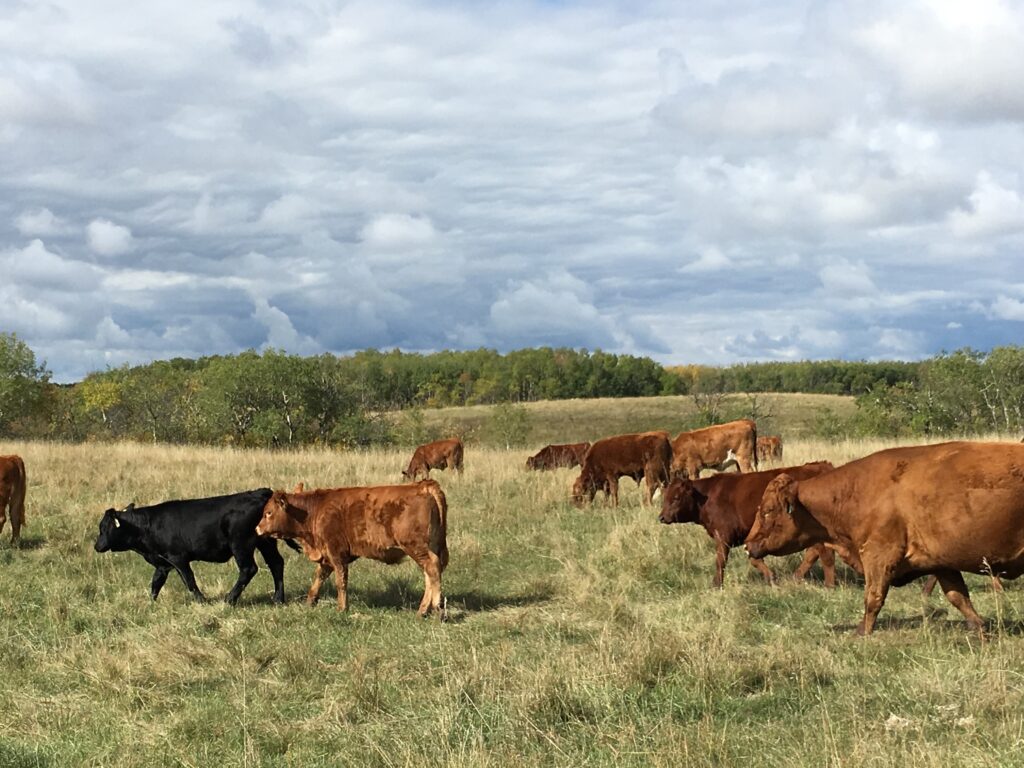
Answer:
572;432;672;507
402;438;464;480
256;479;448;617
745;441;1024;635
526;442;591;471
659;462;835;588
0;455;26;544
671;419;757;479
756;436;783;463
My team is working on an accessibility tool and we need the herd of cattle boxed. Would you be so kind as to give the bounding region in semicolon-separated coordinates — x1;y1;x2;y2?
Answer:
2;419;1024;635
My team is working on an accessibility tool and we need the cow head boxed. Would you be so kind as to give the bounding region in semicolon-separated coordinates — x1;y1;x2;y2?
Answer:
525;455;538;470
745;474;811;559
258;491;311;539
94;504;135;553
571;471;597;507
658;478;705;525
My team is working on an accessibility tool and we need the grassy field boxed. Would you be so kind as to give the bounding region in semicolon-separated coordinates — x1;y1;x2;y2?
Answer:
2;435;1024;767
407;392;856;446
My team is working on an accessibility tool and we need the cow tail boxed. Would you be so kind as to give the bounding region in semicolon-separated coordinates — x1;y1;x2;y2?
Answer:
751;421;759;471
10;456;26;533
421;480;449;569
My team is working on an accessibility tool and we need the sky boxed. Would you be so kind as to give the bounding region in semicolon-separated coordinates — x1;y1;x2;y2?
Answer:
2;0;1024;382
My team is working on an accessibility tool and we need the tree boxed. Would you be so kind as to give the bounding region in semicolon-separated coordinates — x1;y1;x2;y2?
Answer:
0;333;50;434
490;402;531;449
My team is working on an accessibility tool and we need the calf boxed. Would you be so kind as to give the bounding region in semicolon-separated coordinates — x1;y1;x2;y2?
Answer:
0;455;27;544
572;432;672;507
659;462;835;588
745;441;1024;635
256;480;449;617
403;438;464;480
756;436;783;463
94;489;293;604
526;442;590;471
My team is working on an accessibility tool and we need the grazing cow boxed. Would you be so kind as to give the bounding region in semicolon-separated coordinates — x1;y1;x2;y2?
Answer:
526;442;591;471
403;438;464;480
94;489;295;604
671;419;758;479
659;462;835;588
745;441;1024;635
572;432;672;507
756;436;783;463
0;455;27;544
256;480;448;617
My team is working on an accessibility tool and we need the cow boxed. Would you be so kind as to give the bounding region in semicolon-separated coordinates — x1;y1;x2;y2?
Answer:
756;436;783;464
658;462;835;588
94;489;296;604
572;432;672;507
526;442;591;471
745;441;1024;635
256;479;448;617
671;419;758;479
0;455;27;544
402;438;464;480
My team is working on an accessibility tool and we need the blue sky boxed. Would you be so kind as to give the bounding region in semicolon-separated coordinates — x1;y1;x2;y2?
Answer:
2;0;1024;381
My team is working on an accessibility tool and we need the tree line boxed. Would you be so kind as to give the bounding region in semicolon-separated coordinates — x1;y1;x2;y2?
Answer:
1;332;1020;446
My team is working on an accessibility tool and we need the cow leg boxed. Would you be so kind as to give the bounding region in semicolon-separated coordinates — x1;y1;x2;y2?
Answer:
8;477;24;544
935;570;985;633
608;477;619;507
713;539;729;588
857;562;894;636
793;545;836;587
921;575;938;596
334;559;349;611
307;561;333;606
0;487;9;540
150;564;172;600
256;539;286;604
225;546;260;605
170;560;206;603
412;550;444;618
748;556;776;586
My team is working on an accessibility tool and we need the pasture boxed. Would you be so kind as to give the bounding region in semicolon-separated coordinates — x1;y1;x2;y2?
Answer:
1;437;1023;767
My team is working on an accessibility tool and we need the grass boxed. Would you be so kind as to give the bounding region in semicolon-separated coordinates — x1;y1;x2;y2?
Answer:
405;392;856;445
1;433;1023;767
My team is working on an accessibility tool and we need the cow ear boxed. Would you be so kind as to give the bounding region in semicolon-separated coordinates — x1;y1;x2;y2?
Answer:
123;503;135;513
293;482;304;493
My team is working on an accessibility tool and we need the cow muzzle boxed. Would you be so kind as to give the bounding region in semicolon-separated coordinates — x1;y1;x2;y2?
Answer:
744;541;764;559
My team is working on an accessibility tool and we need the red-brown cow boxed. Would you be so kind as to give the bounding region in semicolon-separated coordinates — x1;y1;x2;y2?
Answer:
402;438;464;481
256;480;449;617
756;436;783;463
659;462;835;588
526;442;590;471
745;441;1024;635
0;455;26;544
572;432;672;507
671;419;757;479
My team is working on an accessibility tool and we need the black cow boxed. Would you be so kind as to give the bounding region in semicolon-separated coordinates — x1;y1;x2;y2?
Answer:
94;489;297;604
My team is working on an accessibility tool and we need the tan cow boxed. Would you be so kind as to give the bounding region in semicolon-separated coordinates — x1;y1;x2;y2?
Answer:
671;419;757;479
572;432;672;506
0;455;26;544
745;441;1024;635
402;438;464;480
756;436;783;463
257;480;448;617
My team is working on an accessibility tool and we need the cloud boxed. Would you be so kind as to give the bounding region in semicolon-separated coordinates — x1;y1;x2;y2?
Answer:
991;296;1024;321
1;0;1023;380
86;219;134;256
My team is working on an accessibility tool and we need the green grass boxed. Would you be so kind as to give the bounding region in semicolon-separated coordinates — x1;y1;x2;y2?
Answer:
1;436;1023;767
406;392;856;446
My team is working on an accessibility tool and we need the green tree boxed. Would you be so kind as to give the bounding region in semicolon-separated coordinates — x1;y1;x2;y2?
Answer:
0;332;51;434
490;402;531;449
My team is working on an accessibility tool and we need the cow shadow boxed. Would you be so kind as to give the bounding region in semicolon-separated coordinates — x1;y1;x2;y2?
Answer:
7;536;46;550
831;613;1024;636
342;580;556;618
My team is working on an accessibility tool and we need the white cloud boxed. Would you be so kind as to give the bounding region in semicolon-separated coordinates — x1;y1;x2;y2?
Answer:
360;213;437;249
86;219;134;256
15;207;67;236
680;246;732;274
991;296;1024;321
949;172;1024;238
818;259;877;296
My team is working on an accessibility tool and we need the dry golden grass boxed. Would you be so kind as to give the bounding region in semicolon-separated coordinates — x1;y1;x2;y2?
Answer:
0;434;1022;766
